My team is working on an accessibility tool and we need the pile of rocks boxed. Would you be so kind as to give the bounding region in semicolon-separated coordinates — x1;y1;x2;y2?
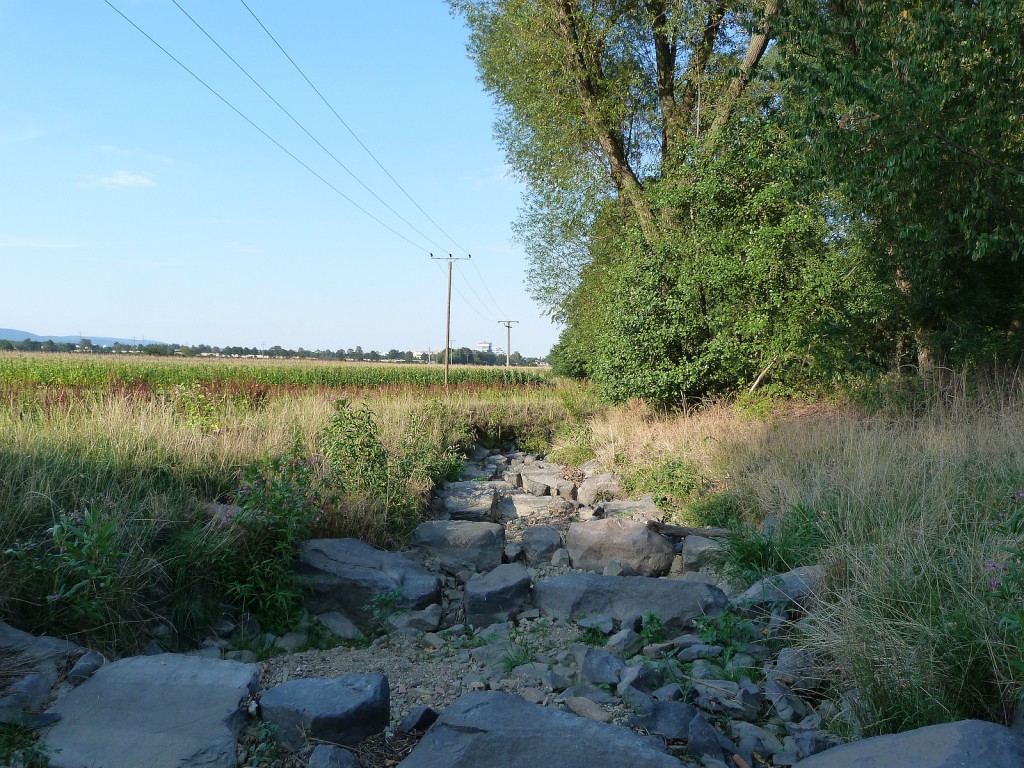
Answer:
3;446;1024;768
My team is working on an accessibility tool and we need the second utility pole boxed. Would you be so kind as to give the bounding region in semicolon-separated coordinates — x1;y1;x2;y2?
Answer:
431;253;471;387
498;320;519;367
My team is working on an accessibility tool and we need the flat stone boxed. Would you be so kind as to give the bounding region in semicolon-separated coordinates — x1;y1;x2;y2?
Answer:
396;691;680;768
298;539;441;622
574;645;625;686
316;611;366;642
259;674;389;751
565;519;674;576
792;719;1024;767
596;496;662;522
411;520;505;574
66;652;105;686
44;654;258;768
440;482;500;522
534;572;728;634
390;604;443;633
680;535;722;570
627;701;698;740
398;706;440;733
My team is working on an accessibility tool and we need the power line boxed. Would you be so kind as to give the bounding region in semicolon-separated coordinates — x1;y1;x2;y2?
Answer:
468;255;508;318
455;262;500;322
101;0;432;253
236;0;472;256
170;0;448;253
430;259;495;324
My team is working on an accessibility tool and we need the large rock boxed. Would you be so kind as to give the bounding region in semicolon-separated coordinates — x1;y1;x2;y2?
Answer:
596;496;662;522
793;719;1024;767
497;494;574;521
411;521;505;573
259;674;389;752
565;519;674;576
440;482;500;522
43;654;258;768
534;573;728;634
465;564;533;628
576;473;622;506
397;691;680;768
521;526;563;566
298;539;441;622
733;565;823;610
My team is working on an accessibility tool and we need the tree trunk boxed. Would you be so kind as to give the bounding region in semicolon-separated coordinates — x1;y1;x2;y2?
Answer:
710;0;779;133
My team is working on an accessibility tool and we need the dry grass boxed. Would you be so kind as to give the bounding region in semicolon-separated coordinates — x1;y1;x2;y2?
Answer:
584;392;1024;732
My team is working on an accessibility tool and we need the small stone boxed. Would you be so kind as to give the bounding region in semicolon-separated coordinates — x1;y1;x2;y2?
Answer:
398;706;440;733
550;548;571;567
564;696;612;723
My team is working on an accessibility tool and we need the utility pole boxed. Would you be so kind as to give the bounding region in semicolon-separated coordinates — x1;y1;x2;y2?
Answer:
497;320;519;367
431;253;471;387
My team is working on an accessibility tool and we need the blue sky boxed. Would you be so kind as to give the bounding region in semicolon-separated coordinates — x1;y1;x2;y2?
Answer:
0;1;560;356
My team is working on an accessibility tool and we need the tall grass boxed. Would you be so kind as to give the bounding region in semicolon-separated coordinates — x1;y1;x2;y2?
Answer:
0;377;590;653
583;387;1024;733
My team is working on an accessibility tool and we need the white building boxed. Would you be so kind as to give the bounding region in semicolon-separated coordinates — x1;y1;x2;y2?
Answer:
476;341;493;353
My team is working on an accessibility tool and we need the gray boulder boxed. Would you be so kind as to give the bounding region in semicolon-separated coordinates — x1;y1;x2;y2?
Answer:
681;535;723;570
411;520;505;573
734;565;823;610
298;539;441;622
440;482;500;521
465;564;532;628
308;745;360;768
497;494;575;521
534;573;728;634
596;495;662;522
521;526;563;565
627;701;698;740
259;674;389;752
397;691;680;768
565;519;674;576
574;645;626;686
576;473;622;506
793;719;1024;767
44;654;258;768
315;611;366;642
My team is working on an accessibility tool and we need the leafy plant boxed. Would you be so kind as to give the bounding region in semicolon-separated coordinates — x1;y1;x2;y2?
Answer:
575;625;608;647
213;440;318;633
167;382;219;433
502;627;536;673
623;458;710;514
692;611;759;650
988;493;1024;674
715;503;825;586
639;613;666;647
367;589;406;638
0;722;49;768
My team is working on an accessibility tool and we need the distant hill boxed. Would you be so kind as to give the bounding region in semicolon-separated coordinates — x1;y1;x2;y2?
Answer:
0;328;166;347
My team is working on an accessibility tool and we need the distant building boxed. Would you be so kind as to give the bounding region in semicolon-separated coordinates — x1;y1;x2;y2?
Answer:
476;341;493;353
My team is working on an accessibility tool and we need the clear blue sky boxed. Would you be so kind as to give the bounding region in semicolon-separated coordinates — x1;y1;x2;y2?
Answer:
0;1;560;356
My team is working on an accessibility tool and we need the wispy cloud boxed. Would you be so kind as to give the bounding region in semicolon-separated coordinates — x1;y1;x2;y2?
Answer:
0;236;92;249
96;145;175;165
80;170;158;188
459;164;517;189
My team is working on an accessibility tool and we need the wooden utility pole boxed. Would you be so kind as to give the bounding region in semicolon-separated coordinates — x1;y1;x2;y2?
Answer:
431;253;471;387
497;320;519;367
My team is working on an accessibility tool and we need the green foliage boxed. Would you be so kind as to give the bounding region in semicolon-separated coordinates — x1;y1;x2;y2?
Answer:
166;383;219;433
367;589;405;638
989;494;1024;675
502;626;537;673
212;442;317;633
716;503;825;586
687;492;745;529
3;505;154;646
622;458;709;514
779;0;1024;369
693;611;760;650
574;625;608;647
548;422;594;467
639;613;667;647
0;722;49;768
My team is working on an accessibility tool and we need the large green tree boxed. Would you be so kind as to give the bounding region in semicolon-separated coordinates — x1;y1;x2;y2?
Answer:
779;0;1024;370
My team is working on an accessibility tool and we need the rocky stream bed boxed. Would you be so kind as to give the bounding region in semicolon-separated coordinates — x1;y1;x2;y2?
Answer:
2;446;1023;768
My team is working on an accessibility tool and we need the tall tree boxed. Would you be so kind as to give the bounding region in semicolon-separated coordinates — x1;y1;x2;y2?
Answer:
779;0;1024;369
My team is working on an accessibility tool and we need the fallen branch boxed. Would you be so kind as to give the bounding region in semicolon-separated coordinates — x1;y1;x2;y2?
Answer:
646;520;731;538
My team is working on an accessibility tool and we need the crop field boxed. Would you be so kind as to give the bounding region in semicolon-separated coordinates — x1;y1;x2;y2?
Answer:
0;352;548;395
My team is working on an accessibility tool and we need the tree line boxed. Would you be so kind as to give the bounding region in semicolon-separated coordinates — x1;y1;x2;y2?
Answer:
451;0;1024;404
0;338;542;366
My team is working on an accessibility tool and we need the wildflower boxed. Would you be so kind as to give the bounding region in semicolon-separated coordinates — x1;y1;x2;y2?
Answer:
984;560;1000;570
991;578;1002;590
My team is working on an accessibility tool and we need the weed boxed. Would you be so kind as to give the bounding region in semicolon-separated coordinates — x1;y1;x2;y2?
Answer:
622;458;710;515
0;721;49;768
692;612;759;650
715;503;825;586
166;382;220;434
502;627;536;673
575;626;608;647
686;492;745;529
639;613;666;646
367;589;406;638
241;720;282;767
